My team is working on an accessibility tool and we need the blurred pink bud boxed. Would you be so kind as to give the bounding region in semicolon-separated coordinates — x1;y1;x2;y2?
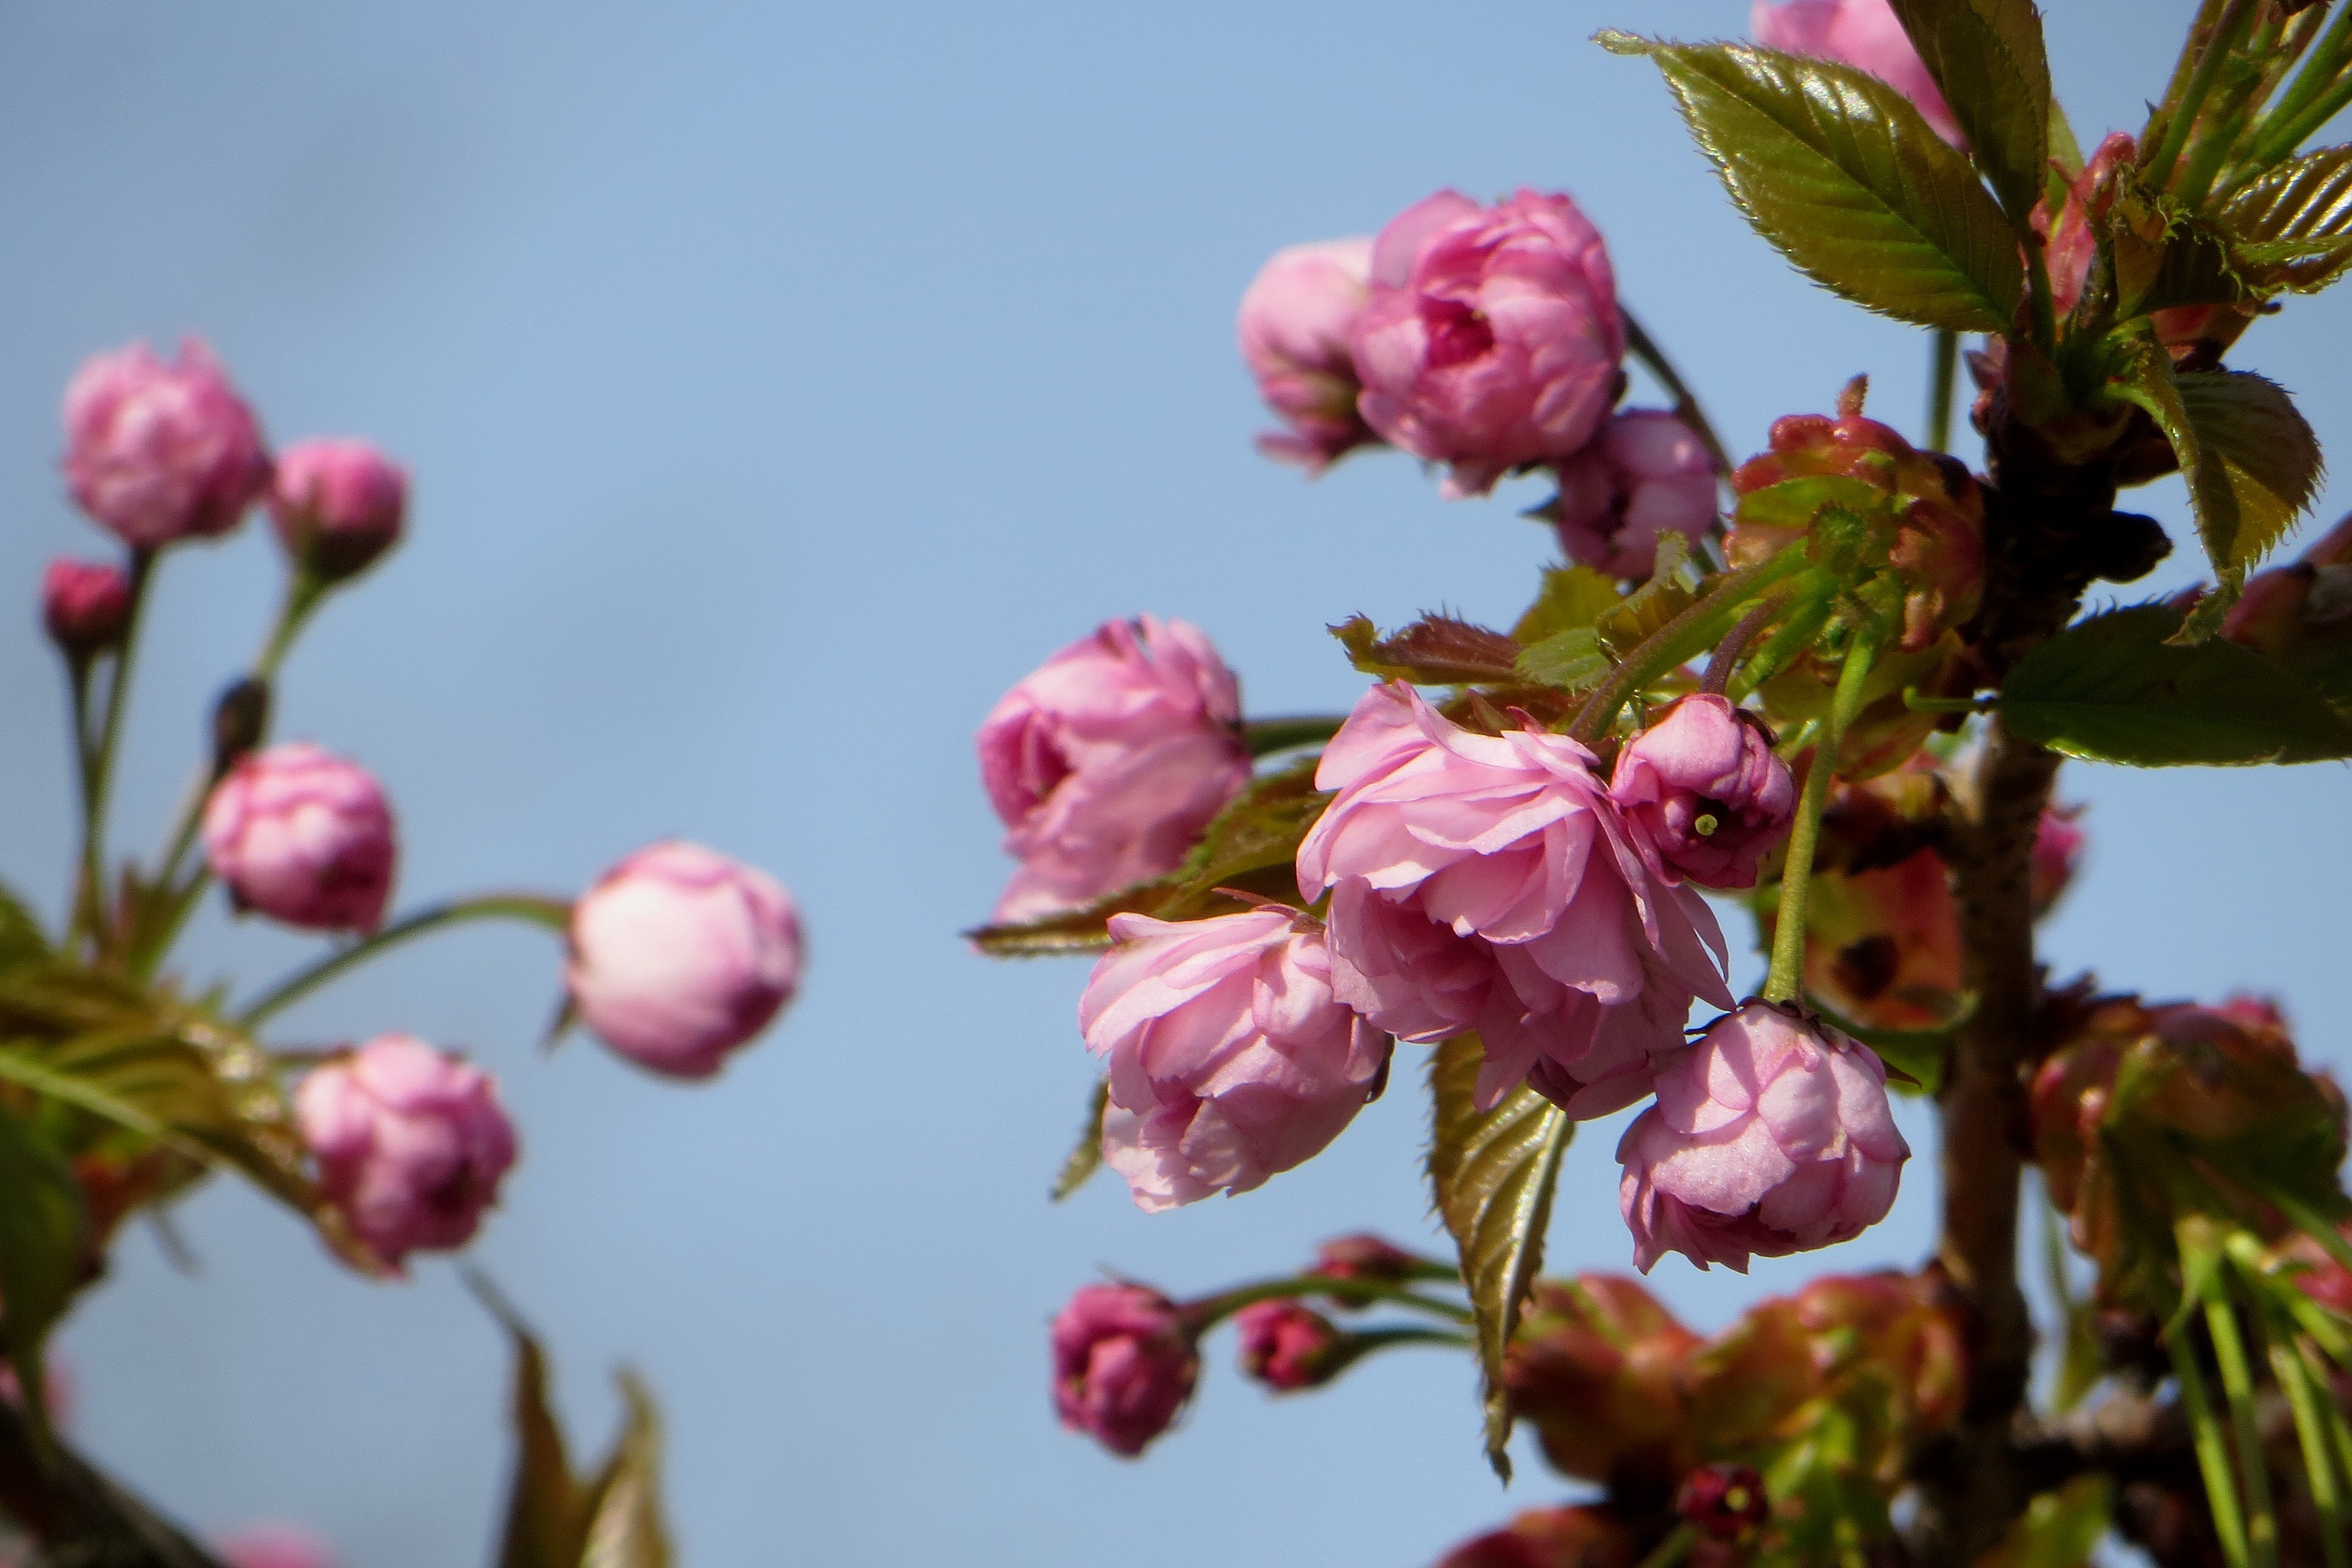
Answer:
1297;682;1731;1115
1353;190;1623;498
1240;239;1379;473
61;339;269;549
41;558;132;658
296;1035;516;1270
1314;1232;1427;1283
2031;807;2084;918
1617;1001;1908;1273
567;840;803;1080
202;742;396;933
1080;908;1387;1211
1678;1462;1771;1540
1234;1300;1343;1392
269;438;407;581
0;1353;73;1430
1553;410;1717;580
979;616;1249;923
1050;1283;1198;1456
1752;0;1962;145
1609;695;1795;891
214;1523;337;1568
2283;1224;2352;1314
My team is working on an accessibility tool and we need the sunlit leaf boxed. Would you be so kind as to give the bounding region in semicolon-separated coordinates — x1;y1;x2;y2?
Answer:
1885;0;2050;224
1514;627;1609;692
1333;613;1522;684
2223;144;2352;292
1511;566;1623;644
1050;1077;1109;1202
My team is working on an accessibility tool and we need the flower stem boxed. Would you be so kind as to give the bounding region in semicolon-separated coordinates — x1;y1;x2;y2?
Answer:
2205;1297;2279;1568
2145;0;2263;192
2271;1335;2350;1568
2171;1319;2254;1568
1180;1272;1472;1331
1925;329;1959;453
73;551;156;956
2246;1;2352;166
1241;715;1347;758
1623;310;1733;478
236;893;573;1030
1700;593;1787;696
1566;545;1812;745
1761;624;1880;1004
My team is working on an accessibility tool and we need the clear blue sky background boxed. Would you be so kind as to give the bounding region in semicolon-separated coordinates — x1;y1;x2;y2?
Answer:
0;3;2343;1564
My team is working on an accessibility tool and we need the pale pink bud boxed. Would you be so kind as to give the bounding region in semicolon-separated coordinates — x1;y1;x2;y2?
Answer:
40;558;132;658
1617;1002;1908;1272
215;1524;337;1568
1553;410;1717;580
2031;808;2084;918
1050;1283;1198;1456
1609;695;1796;891
566;840;803;1080
1296;682;1731;1115
1751;0;1962;146
1080;908;1387;1211
61;339;269;549
201;742;396;933
978;616;1249;923
1240;239;1379;473
269;438;407;581
296;1035;516;1270
1234;1300;1343;1392
1353;190;1624;498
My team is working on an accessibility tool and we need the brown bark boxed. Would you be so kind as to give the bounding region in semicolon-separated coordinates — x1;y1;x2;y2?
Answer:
0;1401;226;1568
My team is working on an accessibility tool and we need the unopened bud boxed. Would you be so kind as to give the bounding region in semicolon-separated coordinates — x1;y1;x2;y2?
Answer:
1314;1232;1429;1285
41;558;132;658
269;438;407;582
211;677;271;777
1234;1300;1344;1392
1677;1463;1769;1540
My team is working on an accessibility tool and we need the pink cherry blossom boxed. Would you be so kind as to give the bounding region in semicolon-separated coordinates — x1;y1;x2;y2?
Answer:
40;557;132;657
1234;1299;1342;1392
1353;190;1624;498
61;339;270;549
270;438;407;580
202;742;396;933
1552;410;1717;580
1297;682;1731;1114
979;616;1249;923
1608;694;1796;891
1239;238;1379;473
1050;1283;1198;1456
1617;1002;1908;1272
215;1524;337;1568
1751;0;1962;146
1079;907;1388;1211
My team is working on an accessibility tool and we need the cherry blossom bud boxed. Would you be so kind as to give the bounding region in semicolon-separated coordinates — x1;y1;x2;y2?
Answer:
1751;0;1962;146
1050;1283;1198;1457
1505;1275;1698;1486
566;841;802;1080
61;339;269;549
202;742;396;933
269;438;407;582
1353;190;1623;498
1433;1506;1641;1568
1609;695;1796;891
1552;410;1717;580
1618;1002;1908;1273
979;616;1249;924
0;1354;73;1430
295;1035;516;1271
2031;808;2084;917
1239;240;1379;473
2038;133;2135;320
1080;908;1387;1211
1678;1464;1769;1540
1299;681;1731;1116
215;1524;338;1568
40;558;132;658
1314;1232;1428;1284
2281;1223;2352;1314
1234;1300;1343;1392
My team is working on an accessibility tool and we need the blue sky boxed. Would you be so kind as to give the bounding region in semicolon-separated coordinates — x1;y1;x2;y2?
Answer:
0;3;2342;1564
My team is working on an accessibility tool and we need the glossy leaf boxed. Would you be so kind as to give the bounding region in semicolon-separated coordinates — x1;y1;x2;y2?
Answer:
1333;613;1522;684
1593;531;1694;655
1050;1076;1109;1202
2223;144;2352;291
1885;0;2050;223
2110;212;2254;320
1514;627;1609;692
0;1103;85;1443
1999;605;2352;765
1425;1032;1571;1479
1602;34;2023;331
2175;371;2325;572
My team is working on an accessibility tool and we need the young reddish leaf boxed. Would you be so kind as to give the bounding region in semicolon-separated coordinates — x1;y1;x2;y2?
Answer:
1884;0;2052;225
1334;613;1523;684
1600;34;2023;333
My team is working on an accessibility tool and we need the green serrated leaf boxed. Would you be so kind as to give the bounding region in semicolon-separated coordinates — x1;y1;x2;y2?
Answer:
1425;1032;1571;1479
2111;210;2254;319
0;1102;85;1445
1051;1077;1109;1202
2000;604;2352;765
1332;613;1522;684
1511;566;1623;645
1610;36;2023;331
1513;627;1610;692
2223;144;2352;291
1885;0;2050;224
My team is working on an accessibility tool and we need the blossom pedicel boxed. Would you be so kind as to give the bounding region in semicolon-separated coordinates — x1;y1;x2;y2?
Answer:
1050;1283;1199;1456
1608;694;1795;891
1552;410;1717;581
1239;238;1379;472
41;557;132;658
61;338;270;549
202;742;397;933
270;437;408;581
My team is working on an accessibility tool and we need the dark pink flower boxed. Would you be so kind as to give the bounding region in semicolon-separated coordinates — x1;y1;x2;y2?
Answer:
1609;694;1796;891
215;1524;337;1568
1080;908;1387;1211
1050;1283;1198;1457
1353;190;1623;498
1234;1300;1342;1392
1553;410;1717;580
1240;238;1379;472
269;438;407;581
201;742;396;933
1752;0;1962;146
61;339;269;549
1617;1002;1908;1272
979;616;1249;922
1297;683;1731;1114
40;558;132;658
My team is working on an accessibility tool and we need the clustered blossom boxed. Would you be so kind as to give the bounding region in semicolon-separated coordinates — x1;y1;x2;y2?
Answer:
1552;410;1718;580
1751;0;1962;146
979;616;1249;924
566;840;803;1080
1607;694;1795;891
1050;1283;1199;1456
269;437;408;581
1299;681;1732;1115
62;339;271;549
1238;240;1378;472
202;742;397;933
1079;907;1387;1211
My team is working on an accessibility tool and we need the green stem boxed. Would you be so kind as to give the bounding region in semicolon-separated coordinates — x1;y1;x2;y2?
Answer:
1926;329;1959;453
2251;68;2352;168
1623;310;1734;478
2178;12;2286;209
63;661;100;948
1632;1524;1696;1568
2160;0;2231;114
2172;1319;2254;1568
1337;1325;1473;1354
2246;1;2352;166
2273;1336;2350;1568
1242;715;1347;759
235;894;573;1030
1762;624;1881;1004
1566;546;1812;745
1181;1273;1473;1331
76;552;157;956
2146;0;2263;192
2206;1299;2280;1568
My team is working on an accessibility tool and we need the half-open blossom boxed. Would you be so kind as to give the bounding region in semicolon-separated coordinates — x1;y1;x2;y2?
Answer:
1240;239;1379;472
1353;190;1623;498
215;1524;339;1568
41;558;132;658
1234;1300;1343;1392
979;616;1249;923
269;438;407;581
567;840;803;1080
202;742;396;933
1080;908;1388;1211
1299;683;1731;1114
1552;410;1717;580
1609;695;1795;890
62;339;270;549
1752;0;1962;146
1618;1002;1908;1272
1050;1283;1198;1457
296;1035;516;1271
